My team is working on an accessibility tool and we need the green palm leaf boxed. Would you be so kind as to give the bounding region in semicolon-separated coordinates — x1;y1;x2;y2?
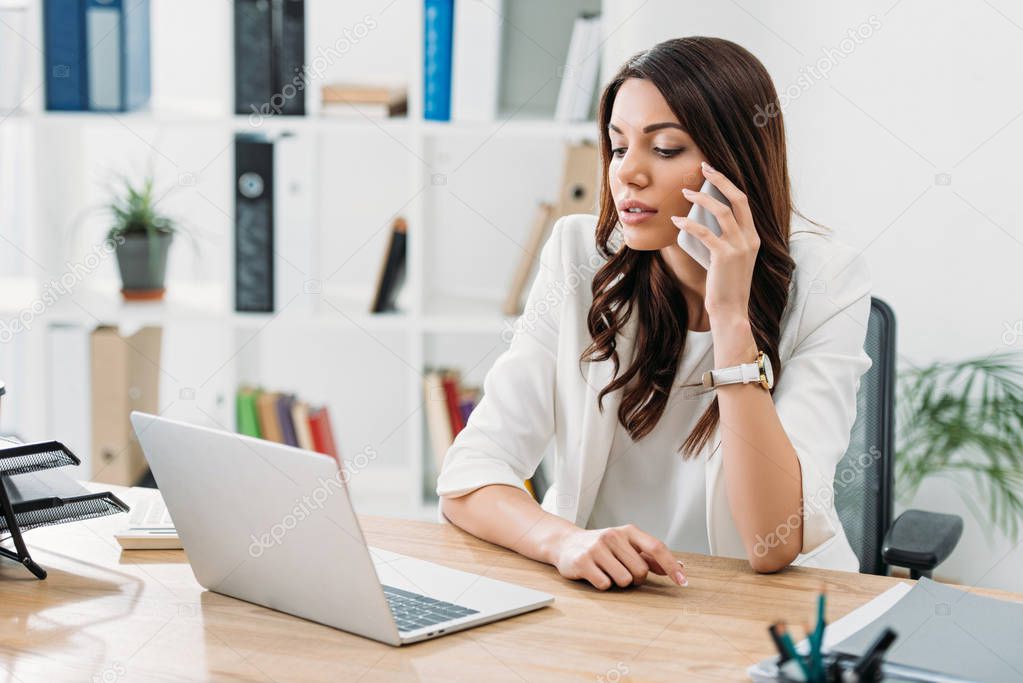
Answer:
896;350;1023;540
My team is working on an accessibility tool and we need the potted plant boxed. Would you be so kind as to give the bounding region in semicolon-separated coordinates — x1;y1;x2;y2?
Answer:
106;174;177;301
896;350;1023;540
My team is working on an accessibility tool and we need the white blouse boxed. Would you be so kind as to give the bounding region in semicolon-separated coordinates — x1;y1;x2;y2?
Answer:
586;328;716;553
436;212;872;571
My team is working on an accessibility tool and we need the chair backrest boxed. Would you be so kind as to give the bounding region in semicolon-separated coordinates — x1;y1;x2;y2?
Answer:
834;297;895;575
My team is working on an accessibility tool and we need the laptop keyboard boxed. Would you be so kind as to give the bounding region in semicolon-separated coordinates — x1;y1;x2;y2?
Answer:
382;585;480;632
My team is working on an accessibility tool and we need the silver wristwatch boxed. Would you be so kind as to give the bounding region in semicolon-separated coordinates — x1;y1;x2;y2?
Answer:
679;350;774;398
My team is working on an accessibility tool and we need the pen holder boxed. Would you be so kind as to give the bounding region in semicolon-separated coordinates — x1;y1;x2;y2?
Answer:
777;656;842;683
776;652;887;683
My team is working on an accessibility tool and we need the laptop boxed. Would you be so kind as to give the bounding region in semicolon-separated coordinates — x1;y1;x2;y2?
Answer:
129;411;553;646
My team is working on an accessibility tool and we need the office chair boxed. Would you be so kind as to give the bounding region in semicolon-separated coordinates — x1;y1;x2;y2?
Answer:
835;297;963;578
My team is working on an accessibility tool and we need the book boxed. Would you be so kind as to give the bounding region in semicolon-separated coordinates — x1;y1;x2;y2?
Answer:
322;83;408;104
290;400;315;451
423;370;454;470
276;394;297;447
320;101;409;118
370;217;408;313
320;83;408;118
458;387;480;426
255;391;283;443
236;388;336;462
308;406;339;462
440;370;465;437
236;387;262;438
423;0;454;121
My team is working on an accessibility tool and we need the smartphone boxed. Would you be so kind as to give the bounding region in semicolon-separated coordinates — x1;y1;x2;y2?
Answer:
676;178;730;270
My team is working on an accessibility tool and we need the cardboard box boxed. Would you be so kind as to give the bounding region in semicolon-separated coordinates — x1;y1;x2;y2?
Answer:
90;325;162;485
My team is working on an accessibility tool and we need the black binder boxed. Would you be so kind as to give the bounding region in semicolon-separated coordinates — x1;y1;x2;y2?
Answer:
0;439;128;579
234;0;306;116
234;133;275;313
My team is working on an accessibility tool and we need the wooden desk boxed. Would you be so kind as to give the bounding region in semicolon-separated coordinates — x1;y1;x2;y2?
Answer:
1;510;1019;682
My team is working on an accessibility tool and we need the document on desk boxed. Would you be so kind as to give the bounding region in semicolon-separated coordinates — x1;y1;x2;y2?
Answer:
830;577;1023;682
749;578;1023;682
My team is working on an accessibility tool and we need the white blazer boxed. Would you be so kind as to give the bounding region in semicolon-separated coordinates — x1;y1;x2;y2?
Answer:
436;212;872;571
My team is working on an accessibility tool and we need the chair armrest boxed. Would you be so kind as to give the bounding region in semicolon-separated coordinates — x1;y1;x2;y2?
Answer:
882;509;963;575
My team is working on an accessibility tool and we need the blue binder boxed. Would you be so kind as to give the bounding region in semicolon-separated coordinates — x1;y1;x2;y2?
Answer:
43;0;151;112
43;0;88;110
423;0;453;121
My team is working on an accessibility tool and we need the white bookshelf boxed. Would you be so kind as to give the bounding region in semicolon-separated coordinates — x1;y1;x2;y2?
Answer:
0;0;602;522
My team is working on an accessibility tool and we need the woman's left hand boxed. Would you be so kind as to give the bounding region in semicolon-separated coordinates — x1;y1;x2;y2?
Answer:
671;161;760;321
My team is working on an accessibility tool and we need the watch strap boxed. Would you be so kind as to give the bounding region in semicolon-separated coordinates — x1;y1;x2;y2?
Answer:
679;355;762;399
712;360;760;385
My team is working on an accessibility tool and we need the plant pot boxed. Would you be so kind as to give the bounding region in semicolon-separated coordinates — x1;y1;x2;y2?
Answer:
114;231;173;301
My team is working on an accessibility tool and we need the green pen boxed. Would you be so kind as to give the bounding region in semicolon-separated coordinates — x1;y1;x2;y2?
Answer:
812;592;827;679
808;626;822;681
779;628;812;681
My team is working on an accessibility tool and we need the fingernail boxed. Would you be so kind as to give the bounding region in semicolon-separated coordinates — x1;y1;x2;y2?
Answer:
682;187;694;196
702;161;715;173
674;570;688;587
671;215;686;229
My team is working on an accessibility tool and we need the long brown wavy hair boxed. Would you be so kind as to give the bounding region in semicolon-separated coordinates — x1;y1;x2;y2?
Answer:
581;36;824;459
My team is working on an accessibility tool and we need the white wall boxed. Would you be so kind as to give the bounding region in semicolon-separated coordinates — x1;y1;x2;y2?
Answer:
601;0;1023;591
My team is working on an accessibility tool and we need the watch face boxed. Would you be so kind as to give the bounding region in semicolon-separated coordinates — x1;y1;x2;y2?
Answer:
763;353;774;388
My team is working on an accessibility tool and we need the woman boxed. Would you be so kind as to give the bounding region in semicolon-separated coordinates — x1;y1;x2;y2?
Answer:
436;36;872;590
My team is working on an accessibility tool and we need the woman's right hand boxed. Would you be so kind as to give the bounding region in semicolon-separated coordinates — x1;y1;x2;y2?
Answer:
550;524;688;590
